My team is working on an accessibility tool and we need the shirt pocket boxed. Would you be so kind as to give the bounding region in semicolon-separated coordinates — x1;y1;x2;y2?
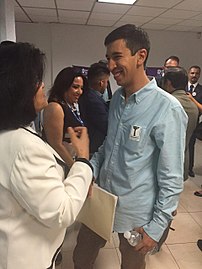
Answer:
123;125;147;156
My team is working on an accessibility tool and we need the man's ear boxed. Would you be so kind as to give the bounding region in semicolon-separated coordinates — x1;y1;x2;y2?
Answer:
137;49;148;66
163;79;173;93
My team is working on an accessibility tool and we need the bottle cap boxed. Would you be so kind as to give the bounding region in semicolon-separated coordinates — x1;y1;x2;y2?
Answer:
123;231;131;239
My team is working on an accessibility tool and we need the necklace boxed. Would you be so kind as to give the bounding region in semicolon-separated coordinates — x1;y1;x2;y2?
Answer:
66;102;84;126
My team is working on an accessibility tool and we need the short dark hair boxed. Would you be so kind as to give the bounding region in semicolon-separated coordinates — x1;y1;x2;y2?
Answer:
188;65;201;72
88;62;110;86
104;24;150;65
164;67;188;90
0;42;45;131
48;67;87;102
164;56;180;66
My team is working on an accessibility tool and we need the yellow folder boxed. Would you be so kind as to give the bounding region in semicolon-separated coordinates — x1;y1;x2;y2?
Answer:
77;184;118;242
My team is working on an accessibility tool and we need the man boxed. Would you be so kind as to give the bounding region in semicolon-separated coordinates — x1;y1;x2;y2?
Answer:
98;59;113;103
156;55;179;87
164;55;179;68
73;24;187;269
79;62;110;155
186;65;202;177
163;67;198;181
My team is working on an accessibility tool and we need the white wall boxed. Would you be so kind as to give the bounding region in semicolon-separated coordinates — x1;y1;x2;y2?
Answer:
16;22;202;92
147;29;202;72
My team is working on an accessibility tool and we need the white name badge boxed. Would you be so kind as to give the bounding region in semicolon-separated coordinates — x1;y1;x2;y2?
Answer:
130;125;141;141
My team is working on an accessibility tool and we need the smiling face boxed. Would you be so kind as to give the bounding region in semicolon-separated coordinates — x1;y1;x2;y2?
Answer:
65;76;84;104
106;39;146;93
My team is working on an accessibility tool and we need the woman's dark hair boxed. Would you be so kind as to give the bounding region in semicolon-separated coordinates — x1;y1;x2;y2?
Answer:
48;67;87;102
0;42;45;130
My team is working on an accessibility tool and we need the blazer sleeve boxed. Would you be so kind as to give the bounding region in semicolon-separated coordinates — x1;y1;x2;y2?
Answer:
10;142;93;228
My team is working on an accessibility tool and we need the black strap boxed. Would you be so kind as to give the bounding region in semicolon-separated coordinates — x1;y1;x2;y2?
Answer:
76;157;94;172
46;245;62;269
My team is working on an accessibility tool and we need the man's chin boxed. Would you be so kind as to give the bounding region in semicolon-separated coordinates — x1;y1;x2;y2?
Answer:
115;79;123;86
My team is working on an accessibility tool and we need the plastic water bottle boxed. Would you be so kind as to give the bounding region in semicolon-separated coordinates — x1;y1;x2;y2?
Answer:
148;246;158;255
124;231;158;255
124;230;142;246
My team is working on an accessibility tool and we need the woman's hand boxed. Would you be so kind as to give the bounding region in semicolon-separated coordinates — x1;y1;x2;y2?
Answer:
187;92;194;101
67;127;89;160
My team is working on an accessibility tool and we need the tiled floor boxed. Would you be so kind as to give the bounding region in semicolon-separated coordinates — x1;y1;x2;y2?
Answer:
57;140;202;269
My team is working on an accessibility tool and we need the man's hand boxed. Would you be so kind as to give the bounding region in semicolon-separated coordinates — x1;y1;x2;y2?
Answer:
133;227;158;255
67;127;89;160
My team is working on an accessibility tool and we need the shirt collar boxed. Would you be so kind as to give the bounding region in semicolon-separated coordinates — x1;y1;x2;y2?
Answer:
120;78;157;104
90;88;103;97
188;81;198;88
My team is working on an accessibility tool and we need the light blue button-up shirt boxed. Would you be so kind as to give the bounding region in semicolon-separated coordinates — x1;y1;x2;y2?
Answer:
91;78;188;241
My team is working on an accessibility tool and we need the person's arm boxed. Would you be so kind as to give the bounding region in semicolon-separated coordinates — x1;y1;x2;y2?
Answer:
187;93;202;112
143;105;187;242
90;142;105;179
10;131;93;229
43;102;74;167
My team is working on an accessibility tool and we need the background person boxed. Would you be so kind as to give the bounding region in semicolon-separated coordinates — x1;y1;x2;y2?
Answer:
187;94;202;198
164;55;179;68
186;65;202;177
73;24;187;269
0;42;93;269
158;66;199;249
79;62;110;155
98;59;113;103
43;67;87;168
188;92;202;112
163;66;198;180
156;55;180;88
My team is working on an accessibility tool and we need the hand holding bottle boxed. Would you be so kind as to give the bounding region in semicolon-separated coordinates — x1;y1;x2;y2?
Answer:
124;227;158;255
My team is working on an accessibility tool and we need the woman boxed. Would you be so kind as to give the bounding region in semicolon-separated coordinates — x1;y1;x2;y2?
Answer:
43;67;87;167
0;42;93;269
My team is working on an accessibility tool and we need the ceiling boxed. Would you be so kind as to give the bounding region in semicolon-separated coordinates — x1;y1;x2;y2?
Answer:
14;0;202;33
